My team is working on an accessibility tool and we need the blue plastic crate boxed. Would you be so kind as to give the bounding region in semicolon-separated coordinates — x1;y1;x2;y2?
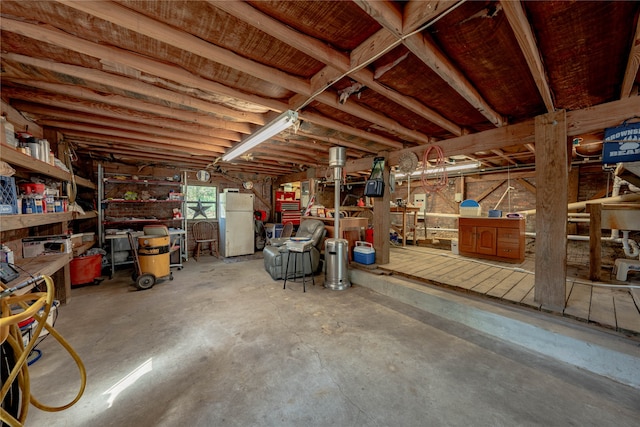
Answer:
0;176;18;215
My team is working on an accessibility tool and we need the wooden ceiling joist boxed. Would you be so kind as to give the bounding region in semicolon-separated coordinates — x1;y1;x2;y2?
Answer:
1;53;263;126
501;0;555;111
1;83;251;134
0;18;285;116
214;1;462;136
8;99;242;142
620;17;640;98
62;129;225;155
354;0;506;127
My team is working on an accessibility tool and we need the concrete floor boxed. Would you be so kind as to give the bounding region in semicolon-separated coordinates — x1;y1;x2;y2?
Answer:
25;255;640;427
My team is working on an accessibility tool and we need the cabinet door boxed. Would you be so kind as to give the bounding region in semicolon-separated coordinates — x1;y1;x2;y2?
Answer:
476;227;497;255
458;224;476;253
496;227;521;260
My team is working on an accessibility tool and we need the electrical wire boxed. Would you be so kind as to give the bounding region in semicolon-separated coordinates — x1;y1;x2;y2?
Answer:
1;275;86;427
420;145;448;193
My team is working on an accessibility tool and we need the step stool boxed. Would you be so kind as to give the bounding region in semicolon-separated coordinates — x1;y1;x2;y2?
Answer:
613;258;640;281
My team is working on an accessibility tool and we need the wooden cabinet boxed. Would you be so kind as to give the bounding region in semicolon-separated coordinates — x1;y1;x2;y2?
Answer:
0;146;97;302
458;217;525;263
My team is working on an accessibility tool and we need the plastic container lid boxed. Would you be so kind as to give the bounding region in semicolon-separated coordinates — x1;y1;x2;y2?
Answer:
460;199;479;207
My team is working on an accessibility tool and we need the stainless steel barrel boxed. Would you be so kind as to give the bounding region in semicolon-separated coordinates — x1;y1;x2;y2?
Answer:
324;238;350;290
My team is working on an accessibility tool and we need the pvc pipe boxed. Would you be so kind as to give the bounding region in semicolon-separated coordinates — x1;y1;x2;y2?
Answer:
518;193;640;215
621;230;640;258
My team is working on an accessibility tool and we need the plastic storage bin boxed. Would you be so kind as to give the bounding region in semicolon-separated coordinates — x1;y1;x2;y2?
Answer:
0;176;18;215
353;241;375;265
70;253;103;286
459;199;481;217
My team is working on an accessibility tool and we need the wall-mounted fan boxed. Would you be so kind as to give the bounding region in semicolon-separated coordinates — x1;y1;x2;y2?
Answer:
397;152;419;201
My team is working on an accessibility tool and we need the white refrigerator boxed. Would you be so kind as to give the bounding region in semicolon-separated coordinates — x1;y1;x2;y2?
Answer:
218;192;255;257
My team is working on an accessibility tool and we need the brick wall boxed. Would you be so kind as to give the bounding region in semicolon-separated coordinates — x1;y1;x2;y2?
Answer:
314;165;639;268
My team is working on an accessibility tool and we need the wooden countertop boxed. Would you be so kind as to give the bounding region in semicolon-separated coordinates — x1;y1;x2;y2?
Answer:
5;253;73;296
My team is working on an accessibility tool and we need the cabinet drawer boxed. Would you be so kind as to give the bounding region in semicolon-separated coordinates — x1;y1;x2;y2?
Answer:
496;241;521;259
497;227;520;244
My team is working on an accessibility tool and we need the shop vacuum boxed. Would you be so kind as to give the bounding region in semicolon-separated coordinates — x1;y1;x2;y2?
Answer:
324;147;350;291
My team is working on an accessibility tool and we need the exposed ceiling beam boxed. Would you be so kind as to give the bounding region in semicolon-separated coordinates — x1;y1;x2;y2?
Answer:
56;0;435;148
403;1;461;34
37;116;232;149
0;18;424;159
403;34;505;127
500;0;555;112
293;130;378;154
55;0;310;94
214;1;462;136
0;17;282;118
251;148;319;165
620;17;640;98
66;133;213;154
294;95;640;179
1;82;251;134
354;0;506;127
72;141;211;161
55;126;226;154
491;149;519;165
1;53;262;126
8;99;241;142
299;111;402;150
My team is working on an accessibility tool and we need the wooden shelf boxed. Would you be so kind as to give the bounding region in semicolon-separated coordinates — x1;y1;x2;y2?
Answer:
103;177;181;186
1;145;98;304
0;211;97;232
1;144;95;189
103;217;182;225
102;199;183;203
72;241;96;257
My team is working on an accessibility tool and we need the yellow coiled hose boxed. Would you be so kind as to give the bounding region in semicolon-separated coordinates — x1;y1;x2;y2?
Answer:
1;275;86;427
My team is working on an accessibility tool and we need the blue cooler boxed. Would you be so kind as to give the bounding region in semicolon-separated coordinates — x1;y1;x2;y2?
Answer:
353;241;375;265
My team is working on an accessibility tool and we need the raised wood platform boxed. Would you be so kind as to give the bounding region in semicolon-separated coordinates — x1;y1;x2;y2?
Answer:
376;246;640;337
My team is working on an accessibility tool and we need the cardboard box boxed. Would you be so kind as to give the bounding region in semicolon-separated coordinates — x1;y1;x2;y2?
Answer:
70;233;84;248
22;235;72;258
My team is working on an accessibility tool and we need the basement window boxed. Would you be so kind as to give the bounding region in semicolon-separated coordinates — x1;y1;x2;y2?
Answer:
185;184;217;220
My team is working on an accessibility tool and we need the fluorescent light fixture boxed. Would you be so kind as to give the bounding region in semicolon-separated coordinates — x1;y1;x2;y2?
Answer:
221;110;298;161
395;162;480;179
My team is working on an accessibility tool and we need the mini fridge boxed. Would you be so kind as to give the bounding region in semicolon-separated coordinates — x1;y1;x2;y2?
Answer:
218;192;255;257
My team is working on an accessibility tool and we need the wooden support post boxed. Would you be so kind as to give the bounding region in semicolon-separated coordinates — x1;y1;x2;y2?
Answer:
588;203;602;281
534;110;567;311
372;153;391;264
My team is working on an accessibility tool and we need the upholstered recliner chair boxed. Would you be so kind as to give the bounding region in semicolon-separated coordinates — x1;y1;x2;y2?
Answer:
263;219;326;280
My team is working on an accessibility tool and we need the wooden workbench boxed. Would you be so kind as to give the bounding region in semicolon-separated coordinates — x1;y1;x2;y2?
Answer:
390;206;420;246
